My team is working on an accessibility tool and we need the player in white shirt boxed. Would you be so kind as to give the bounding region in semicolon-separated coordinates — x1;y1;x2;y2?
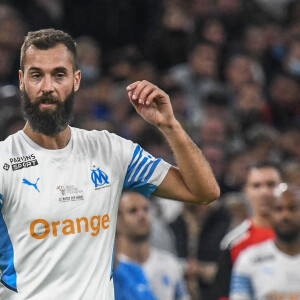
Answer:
118;191;190;300
0;29;220;300
230;183;300;300
143;247;189;300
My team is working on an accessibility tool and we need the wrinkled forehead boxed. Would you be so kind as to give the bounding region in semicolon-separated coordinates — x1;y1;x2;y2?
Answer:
23;44;75;71
246;167;281;184
120;192;149;212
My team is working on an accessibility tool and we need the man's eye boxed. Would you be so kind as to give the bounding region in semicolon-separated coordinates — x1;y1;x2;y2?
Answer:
31;74;41;79
56;73;65;78
129;208;137;214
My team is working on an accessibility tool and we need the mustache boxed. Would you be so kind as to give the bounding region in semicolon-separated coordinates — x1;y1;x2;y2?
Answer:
277;218;296;227
35;94;60;105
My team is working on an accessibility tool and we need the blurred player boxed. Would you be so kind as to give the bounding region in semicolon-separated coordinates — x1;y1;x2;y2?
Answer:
214;161;282;300
118;191;190;300
230;183;300;299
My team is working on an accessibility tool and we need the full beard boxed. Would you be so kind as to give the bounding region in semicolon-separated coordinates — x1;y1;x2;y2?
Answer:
21;88;74;137
275;224;300;244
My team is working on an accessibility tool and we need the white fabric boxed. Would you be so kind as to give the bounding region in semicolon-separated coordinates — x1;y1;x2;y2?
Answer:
0;127;171;300
142;247;189;300
230;240;300;300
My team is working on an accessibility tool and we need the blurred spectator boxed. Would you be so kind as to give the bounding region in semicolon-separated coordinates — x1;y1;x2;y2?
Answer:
221;192;250;230
214;161;282;300
12;0;64;30
278;125;300;163
192;0;215;21
267;73;300;130
169;40;223;124
147;2;192;71
286;0;300;25
0;44;17;86
63;0;160;53
0;85;22;140
230;183;300;299
233;81;268;133
224;54;265;93
245;124;281;163
118;191;190;300
222;149;253;193
202;91;231;119
72;77;114;128
76;36;102;86
199;116;228;146
202;144;226;193
0;4;27;51
283;36;300;78
170;201;231;300
148;196;178;255
282;161;300;186
215;0;248;43
263;21;286;80
254;0;294;21
241;24;268;60
135;126;173;164
199;18;227;48
0;4;28;84
2;115;25;139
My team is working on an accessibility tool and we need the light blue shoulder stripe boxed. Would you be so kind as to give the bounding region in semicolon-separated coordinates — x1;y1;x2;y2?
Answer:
230;273;254;298
126;145;143;181
144;159;161;182
0;193;17;292
123;145;162;197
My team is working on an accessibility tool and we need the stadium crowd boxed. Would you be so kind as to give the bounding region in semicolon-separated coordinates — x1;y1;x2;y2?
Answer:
1;0;300;299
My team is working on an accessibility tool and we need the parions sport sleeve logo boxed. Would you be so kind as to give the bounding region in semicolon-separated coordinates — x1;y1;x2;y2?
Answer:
5;154;39;171
91;167;111;190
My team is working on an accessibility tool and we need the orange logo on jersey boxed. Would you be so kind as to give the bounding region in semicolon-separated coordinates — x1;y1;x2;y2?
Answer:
30;214;110;239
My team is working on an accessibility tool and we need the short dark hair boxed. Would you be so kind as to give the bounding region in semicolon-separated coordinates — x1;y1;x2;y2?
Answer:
247;160;283;179
20;28;78;71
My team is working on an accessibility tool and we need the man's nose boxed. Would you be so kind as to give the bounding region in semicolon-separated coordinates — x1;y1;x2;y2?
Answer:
41;76;54;93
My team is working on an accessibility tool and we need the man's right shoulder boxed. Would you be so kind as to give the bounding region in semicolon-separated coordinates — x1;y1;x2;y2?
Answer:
220;219;252;250
0;133;21;177
0;132;20;157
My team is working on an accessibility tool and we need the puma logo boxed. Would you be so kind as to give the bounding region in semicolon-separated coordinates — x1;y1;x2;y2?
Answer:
23;178;40;193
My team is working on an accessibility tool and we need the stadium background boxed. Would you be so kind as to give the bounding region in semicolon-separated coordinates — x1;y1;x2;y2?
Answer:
1;0;300;299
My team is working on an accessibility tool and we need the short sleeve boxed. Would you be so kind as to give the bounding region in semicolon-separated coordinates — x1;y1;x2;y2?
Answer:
229;251;254;300
123;144;171;198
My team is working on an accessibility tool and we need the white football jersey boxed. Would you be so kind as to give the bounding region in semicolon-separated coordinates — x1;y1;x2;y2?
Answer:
0;127;171;300
230;240;300;300
142;248;189;300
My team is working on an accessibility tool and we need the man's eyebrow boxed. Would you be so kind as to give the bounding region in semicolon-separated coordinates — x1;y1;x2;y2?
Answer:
27;67;68;72
28;67;42;72
53;67;68;72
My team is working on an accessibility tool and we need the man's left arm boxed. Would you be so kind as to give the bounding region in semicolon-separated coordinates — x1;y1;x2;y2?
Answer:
126;80;220;205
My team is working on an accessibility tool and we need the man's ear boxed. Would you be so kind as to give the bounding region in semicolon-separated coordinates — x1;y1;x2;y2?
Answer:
74;70;81;92
19;70;24;91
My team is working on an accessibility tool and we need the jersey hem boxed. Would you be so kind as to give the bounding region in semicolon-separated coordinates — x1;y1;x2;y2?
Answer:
1;279;17;293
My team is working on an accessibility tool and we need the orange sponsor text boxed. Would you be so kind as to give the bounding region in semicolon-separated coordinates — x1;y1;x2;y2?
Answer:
30;214;110;239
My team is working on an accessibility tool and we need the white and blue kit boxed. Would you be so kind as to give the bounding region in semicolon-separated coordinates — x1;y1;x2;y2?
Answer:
0;127;171;300
230;239;300;300
120;248;189;300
